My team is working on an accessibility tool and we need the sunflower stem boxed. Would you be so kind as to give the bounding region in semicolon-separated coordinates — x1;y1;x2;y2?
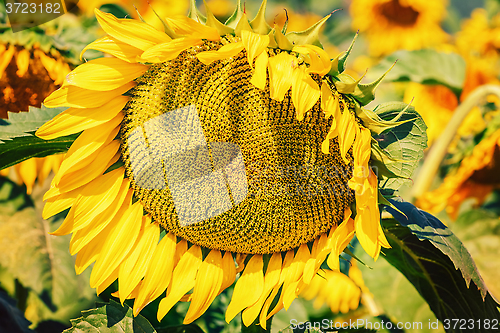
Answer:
411;84;500;200
241;314;273;333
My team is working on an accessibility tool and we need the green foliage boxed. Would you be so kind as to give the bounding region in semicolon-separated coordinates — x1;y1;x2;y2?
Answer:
0;106;67;143
370;49;466;94
0;105;78;170
64;300;156;333
0;178;96;327
355;244;445;333
0;291;33;333
0;134;78;170
453;209;500;301
380;216;500;330
387;200;490;297
372;102;428;192
0;11;102;65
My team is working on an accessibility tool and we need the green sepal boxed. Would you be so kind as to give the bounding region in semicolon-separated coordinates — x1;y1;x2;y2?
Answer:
378;192;407;218
250;0;272;34
352;61;397;106
356;104;415;135
133;5;147;23
343;248;371;269
204;0;234;36
267;30;278;48
328;52;342;76
334;72;366;94
285;14;330;48
148;5;179;38
234;12;253;37
272;26;293;51
188;0;206;23
337;32;358;74
225;0;244;28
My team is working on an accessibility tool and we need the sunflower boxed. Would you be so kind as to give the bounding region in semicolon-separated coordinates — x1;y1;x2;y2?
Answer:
0;12;89;193
300;265;362;314
418;128;500;219
35;0;403;327
350;0;449;56
456;8;500;58
77;0;189;30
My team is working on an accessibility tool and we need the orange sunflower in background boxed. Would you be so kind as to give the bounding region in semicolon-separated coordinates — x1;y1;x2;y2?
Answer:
350;0;449;57
414;7;500;216
33;0;413;328
0;15;83;193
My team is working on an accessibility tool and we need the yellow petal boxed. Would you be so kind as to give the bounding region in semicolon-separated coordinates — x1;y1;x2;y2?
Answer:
241;30;269;68
291;67;320;121
268;52;296;102
250;51;268;90
70;181;132;255
337;108;357;163
327;214;355;271
242;252;281;327
293;45;331;76
95;9;171;51
56;140;121;194
218;251;236;295
15;49;30;77
225;255;264;323
141;37;203;63
165;16;220;41
74;219;115;275
196;41;244;65
118;217;159;303
81;35;143;63
0;45;15;78
157;245;203;321
37;96;128;140
133;232;177;316
50;114;122;187
281;244;310;310
96;266;119;296
321;81;339;119
42;187;82;220
43;81;135;109
51;168;124;236
184;250;224;324
89;202;143;288
64;58;148;91
302;233;328;284
16;158;37;195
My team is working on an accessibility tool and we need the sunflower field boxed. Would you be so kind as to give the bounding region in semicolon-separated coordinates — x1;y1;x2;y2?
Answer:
1;0;500;332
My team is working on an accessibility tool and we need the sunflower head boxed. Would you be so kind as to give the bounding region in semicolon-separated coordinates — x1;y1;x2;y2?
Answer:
36;0;424;327
350;0;449;56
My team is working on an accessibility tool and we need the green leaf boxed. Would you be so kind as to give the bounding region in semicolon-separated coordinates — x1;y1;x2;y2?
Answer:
0;178;96;326
0;106;67;143
0;105;76;170
355;244;445;333
64;300;157;333
453;209;500;301
0;291;34;333
0;134;78;170
372;102;427;191
380;217;500;329
386;200;490;297
369;49;466;94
